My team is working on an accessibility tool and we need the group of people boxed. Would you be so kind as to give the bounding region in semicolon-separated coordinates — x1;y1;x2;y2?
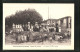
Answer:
12;30;71;43
5;22;71;43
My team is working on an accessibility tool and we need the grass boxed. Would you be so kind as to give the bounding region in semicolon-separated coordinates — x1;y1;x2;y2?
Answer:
5;31;71;45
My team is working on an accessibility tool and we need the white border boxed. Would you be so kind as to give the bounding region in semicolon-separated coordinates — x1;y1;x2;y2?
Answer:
3;3;74;50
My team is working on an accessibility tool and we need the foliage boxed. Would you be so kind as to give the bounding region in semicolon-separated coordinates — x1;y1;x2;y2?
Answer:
5;9;43;27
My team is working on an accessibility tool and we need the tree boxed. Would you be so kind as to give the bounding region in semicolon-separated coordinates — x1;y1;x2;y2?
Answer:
5;9;43;27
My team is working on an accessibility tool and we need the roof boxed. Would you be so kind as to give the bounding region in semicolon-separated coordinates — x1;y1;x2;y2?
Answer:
59;16;71;20
42;19;58;23
42;16;71;23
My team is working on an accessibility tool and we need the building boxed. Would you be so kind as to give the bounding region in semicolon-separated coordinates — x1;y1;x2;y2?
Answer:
41;19;57;32
12;23;24;32
41;16;71;33
57;16;71;33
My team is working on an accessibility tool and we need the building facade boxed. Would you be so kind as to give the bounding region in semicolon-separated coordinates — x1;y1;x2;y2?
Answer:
58;16;71;33
41;19;57;32
41;16;71;33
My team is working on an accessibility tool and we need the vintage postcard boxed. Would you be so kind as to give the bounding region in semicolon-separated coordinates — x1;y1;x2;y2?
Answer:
3;3;74;50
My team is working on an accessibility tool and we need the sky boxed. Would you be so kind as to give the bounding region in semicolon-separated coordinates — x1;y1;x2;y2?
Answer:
3;3;74;20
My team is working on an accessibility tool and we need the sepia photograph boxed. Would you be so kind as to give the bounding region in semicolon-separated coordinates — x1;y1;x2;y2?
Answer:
3;3;74;50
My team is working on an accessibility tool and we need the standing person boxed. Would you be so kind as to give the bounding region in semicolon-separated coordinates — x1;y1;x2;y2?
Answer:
64;32;68;39
67;31;71;39
39;25;42;32
59;27;61;32
15;32;20;42
21;34;24;42
27;22;31;31
26;31;30;42
23;34;27;42
56;23;59;32
49;36;53;43
30;25;33;32
27;34;29;42
44;34;47;41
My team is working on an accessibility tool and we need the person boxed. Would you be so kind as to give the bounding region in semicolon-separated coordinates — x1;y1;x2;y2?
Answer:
55;34;60;41
20;35;24;42
33;25;39;32
67;31;71;39
44;34;47;41
64;32;68;39
23;34;27;42
49;36;53;42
